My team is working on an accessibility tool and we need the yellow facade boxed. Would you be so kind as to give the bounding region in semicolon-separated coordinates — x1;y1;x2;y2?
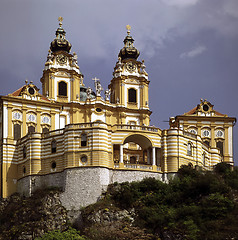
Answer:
0;20;236;198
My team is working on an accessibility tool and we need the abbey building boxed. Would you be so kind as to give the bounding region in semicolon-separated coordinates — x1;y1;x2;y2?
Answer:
0;19;236;206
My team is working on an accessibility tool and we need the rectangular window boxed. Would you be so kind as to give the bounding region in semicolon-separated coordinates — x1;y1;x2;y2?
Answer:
14;124;21;140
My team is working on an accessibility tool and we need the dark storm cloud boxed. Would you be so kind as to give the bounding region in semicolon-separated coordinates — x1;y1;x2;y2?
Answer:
0;0;238;162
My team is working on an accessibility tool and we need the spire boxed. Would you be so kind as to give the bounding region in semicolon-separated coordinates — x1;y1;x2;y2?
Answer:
118;25;140;61
50;17;72;53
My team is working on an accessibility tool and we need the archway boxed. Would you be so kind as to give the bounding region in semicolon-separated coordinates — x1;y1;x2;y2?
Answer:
113;134;155;165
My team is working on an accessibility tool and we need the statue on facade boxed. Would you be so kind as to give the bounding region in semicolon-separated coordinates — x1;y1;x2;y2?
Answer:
96;81;103;97
86;87;92;99
116;57;122;71
141;59;147;74
105;89;111;101
47;49;53;63
92;77;103;97
72;52;78;66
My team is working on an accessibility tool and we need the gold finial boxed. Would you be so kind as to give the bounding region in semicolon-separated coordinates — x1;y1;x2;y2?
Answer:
126;24;131;35
58;16;63;27
25;79;28;85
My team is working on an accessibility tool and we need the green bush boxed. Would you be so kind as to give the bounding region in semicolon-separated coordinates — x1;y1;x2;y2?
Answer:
82;163;238;240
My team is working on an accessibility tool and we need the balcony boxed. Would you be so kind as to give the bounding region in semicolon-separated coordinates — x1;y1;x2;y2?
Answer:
114;124;159;133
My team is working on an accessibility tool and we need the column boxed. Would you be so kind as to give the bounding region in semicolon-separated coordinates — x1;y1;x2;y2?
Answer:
147;149;150;164
152;147;156;166
120;144;123;163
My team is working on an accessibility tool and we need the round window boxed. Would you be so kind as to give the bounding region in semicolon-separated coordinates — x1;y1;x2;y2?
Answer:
42;116;50;124
51;161;56;169
203;130;210;137
190;129;197;135
28;114;36;122
203;104;209;112
13;112;21;120
217;130;223;138
81;155;87;163
96;108;102;113
28;87;35;95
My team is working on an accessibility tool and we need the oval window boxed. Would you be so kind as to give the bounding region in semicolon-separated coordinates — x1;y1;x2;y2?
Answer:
96;108;102;112
203;104;209;112
51;161;56;169
28;87;35;95
81;155;87;163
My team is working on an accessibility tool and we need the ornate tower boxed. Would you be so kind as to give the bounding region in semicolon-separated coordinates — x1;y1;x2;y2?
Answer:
40;17;83;103
109;25;151;125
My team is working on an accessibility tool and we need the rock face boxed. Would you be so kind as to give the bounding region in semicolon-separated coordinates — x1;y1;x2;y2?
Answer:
0;189;68;240
86;208;136;225
81;206;155;240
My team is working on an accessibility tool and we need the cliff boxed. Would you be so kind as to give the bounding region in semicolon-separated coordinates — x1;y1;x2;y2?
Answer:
1;163;238;240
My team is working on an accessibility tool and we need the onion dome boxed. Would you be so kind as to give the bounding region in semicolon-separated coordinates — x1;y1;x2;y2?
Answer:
118;25;140;61
50;17;72;53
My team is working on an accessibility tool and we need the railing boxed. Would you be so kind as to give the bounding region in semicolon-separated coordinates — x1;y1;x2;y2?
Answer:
115;124;159;132
183;130;196;139
42;129;65;137
114;162;159;171
66;122;108;129
125;163;153;170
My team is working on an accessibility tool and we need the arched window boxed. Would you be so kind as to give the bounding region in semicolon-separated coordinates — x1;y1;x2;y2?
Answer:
204;140;210;147
81;134;87;147
128;88;137;103
51;140;57;153
23;146;27;159
28;126;35;133
14;124;21;140
58;81;67;96
216;141;223;156
130;156;136;164
42;127;49;133
187;142;192;156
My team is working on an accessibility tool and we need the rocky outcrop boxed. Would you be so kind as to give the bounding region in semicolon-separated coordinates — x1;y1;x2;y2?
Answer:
0;189;68;240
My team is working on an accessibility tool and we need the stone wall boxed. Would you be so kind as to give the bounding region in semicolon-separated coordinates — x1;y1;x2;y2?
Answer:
18;167;165;210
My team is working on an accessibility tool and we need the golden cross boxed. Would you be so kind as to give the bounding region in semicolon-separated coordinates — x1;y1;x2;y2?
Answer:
126;24;131;35
58;16;63;26
92;77;100;84
126;25;131;31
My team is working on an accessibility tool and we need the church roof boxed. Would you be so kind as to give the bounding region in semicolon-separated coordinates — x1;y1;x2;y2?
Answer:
118;25;140;61
50;17;71;53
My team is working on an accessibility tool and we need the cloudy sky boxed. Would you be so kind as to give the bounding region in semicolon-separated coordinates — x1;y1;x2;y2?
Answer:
1;0;238;163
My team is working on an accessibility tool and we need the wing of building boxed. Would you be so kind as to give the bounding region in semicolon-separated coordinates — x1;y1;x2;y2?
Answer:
0;20;236;206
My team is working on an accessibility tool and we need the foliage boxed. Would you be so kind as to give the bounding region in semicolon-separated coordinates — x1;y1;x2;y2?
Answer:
35;227;87;240
104;163;238;240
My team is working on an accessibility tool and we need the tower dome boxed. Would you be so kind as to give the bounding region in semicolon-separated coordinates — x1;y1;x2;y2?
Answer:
50;17;72;53
118;25;140;60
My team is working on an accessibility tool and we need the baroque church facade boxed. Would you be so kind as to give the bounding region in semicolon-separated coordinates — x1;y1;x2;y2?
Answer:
0;19;236;206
